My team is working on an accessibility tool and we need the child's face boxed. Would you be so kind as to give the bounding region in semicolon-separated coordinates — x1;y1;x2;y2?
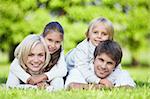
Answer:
25;43;46;72
94;53;116;79
89;23;110;46
44;31;63;54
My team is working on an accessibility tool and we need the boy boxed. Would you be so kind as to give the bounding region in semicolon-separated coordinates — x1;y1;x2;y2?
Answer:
65;40;136;89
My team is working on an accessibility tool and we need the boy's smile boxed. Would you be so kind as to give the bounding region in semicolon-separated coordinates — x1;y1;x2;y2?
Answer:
94;53;116;78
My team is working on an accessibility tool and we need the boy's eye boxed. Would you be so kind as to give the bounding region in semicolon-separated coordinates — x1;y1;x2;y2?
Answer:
107;62;113;65
98;58;104;62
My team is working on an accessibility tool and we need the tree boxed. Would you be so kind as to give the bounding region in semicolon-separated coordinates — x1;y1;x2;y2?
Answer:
0;0;150;65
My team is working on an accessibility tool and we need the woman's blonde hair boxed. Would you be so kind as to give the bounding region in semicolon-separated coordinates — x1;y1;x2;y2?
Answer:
86;17;114;40
14;34;50;75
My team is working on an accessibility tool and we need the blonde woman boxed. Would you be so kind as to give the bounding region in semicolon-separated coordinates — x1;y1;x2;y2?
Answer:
6;34;57;91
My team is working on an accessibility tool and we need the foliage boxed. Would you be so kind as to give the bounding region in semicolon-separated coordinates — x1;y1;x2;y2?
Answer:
0;0;150;65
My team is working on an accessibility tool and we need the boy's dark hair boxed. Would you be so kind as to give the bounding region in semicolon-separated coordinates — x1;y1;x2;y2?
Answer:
94;40;122;67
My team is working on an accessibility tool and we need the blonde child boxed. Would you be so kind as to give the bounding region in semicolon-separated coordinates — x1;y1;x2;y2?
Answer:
65;40;136;89
65;17;121;85
9;22;67;91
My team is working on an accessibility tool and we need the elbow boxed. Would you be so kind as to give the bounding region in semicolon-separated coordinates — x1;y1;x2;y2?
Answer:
62;69;67;77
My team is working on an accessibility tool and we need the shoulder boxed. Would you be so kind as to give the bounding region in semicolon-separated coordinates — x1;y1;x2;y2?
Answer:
76;39;89;50
114;70;131;79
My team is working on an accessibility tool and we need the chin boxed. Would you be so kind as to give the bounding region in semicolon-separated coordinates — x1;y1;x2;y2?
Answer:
98;73;108;79
49;51;55;54
99;76;106;79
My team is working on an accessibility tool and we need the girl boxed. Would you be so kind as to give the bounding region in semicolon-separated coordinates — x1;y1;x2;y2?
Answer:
9;22;67;91
65;17;121;85
65;40;136;89
6;34;52;90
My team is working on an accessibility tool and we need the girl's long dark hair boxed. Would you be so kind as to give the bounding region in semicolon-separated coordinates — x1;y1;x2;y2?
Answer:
44;46;62;72
42;22;64;72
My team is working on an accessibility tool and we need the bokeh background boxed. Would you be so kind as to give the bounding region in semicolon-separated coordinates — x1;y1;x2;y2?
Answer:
0;0;150;67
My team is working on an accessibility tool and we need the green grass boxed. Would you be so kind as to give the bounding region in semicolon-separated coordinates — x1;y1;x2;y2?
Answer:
0;64;150;99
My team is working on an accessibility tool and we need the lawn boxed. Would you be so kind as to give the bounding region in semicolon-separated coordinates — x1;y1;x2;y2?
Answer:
0;64;150;99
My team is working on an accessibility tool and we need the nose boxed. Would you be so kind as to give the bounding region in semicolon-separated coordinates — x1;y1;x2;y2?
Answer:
51;42;56;48
97;33;102;38
33;56;39;63
101;62;107;69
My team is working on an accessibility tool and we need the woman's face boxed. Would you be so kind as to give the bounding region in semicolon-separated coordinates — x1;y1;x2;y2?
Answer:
88;23;110;46
25;43;46;72
94;53;116;79
44;31;63;54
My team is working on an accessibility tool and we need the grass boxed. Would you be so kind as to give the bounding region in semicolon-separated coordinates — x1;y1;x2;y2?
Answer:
0;64;150;99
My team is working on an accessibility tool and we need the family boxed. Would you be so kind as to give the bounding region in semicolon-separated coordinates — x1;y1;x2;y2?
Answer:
6;17;136;92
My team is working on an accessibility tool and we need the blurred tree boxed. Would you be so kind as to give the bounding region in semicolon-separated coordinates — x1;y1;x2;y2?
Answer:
0;0;150;66
0;0;50;61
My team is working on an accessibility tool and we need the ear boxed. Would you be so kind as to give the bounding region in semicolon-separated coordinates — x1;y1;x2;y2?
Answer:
113;67;116;71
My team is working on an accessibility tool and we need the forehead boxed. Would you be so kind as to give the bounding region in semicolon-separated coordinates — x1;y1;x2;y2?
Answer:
97;53;115;62
92;23;107;30
45;31;63;40
30;42;45;52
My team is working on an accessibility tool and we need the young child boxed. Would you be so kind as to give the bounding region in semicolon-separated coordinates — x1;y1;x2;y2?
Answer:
65;40;136;89
6;34;52;90
65;17;121;84
9;22;67;91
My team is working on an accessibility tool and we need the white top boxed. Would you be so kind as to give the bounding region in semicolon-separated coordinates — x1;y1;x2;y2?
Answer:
65;39;121;84
6;70;54;92
7;50;67;84
65;64;136;88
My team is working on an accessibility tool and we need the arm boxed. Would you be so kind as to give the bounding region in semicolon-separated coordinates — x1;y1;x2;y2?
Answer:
114;70;136;88
74;42;100;84
44;50;67;81
68;83;105;90
10;58;31;83
106;66;123;84
6;71;20;88
6;70;37;89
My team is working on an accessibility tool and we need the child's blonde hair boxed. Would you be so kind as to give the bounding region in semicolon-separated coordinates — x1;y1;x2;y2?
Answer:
86;17;114;40
14;34;50;75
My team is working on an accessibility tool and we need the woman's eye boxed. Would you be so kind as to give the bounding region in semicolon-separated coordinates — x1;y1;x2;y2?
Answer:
28;54;33;57
38;54;44;57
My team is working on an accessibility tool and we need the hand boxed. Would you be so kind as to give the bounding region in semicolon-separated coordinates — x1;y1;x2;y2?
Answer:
37;81;49;89
27;74;48;85
100;78;114;88
69;83;82;89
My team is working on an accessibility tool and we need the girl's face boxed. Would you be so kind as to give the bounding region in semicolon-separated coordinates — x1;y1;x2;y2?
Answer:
25;43;46;72
89;23;110;46
94;53;116;79
44;31;63;54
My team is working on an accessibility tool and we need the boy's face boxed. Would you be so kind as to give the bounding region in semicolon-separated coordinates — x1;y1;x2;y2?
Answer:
94;53;116;79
